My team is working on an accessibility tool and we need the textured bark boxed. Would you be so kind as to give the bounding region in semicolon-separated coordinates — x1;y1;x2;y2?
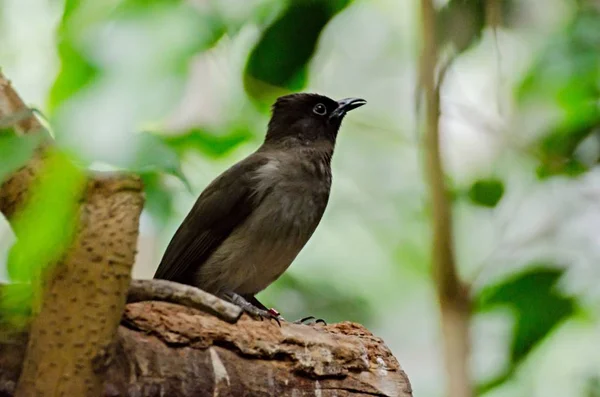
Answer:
0;73;47;219
0;72;145;396
0;302;413;397
12;175;144;397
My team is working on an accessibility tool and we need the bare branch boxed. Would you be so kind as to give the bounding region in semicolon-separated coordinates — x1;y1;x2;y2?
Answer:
127;279;242;324
419;2;473;397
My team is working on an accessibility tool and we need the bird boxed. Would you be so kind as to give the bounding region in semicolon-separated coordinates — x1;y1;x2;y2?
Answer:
153;93;366;321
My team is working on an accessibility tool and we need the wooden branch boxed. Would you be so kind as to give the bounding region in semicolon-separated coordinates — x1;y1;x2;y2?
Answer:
419;2;472;397
0;302;413;397
0;75;48;220
485;0;503;28
0;75;43;134
0;72;145;396
127;279;242;323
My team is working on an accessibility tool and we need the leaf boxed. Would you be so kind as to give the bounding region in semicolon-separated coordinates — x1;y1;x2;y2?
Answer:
244;0;353;105
131;132;191;192
115;1;227;67
467;178;504;208
50;0;225;114
7;150;86;284
436;0;485;54
586;376;600;397
0;129;45;184
517;6;600;177
0;283;34;328
436;0;515;54
476;266;577;391
140;172;174;227
536;157;588;180
162;127;255;159
47;39;99;113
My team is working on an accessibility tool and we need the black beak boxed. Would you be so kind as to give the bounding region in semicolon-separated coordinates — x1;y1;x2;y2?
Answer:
330;97;367;120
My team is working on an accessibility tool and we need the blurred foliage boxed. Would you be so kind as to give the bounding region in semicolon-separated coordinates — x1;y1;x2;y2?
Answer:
476;266;578;393
0;282;32;329
140;171;173;226
587;377;600;397
517;4;600;178
436;0;514;54
49;0;227;113
260;272;373;325
7;150;85;281
467;178;505;208
0;128;45;184
3;149;85;324
244;0;353;106
0;0;599;395
129;132;191;190
162;127;255;159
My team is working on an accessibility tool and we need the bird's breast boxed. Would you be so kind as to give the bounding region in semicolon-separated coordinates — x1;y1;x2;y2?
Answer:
196;155;332;296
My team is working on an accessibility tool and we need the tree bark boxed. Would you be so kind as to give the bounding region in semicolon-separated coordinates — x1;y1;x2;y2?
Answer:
1;301;412;397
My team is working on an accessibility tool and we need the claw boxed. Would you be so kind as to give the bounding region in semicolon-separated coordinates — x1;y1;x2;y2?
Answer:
245;306;282;326
293;316;327;325
224;292;283;326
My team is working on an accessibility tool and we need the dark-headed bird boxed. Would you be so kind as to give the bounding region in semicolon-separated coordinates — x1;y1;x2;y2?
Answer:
154;93;366;321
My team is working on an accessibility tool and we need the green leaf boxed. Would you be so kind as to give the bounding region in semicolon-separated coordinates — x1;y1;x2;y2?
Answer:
0;283;34;329
517;6;600;176
535;157;588;180
163;127;255;158
50;0;225;114
140;172;174;227
467;178;505;208
476;266;577;392
130;132;191;191
47;39;99;113
586;376;600;397
244;0;352;105
115;1;227;66
0;129;45;184
436;0;515;54
436;0;485;54
7;150;86;284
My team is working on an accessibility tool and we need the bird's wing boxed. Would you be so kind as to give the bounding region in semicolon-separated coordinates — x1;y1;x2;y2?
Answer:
153;155;269;284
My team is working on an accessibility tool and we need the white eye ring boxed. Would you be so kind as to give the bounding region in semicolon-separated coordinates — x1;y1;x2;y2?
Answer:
313;103;327;115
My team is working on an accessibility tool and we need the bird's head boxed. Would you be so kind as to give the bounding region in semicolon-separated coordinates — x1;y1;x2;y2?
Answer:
265;93;366;145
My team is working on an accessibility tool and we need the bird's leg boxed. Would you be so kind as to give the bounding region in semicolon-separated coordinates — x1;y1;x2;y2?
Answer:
222;291;282;326
126;279;243;323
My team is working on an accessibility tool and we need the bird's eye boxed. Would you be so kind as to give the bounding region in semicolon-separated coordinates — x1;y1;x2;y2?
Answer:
313;103;327;116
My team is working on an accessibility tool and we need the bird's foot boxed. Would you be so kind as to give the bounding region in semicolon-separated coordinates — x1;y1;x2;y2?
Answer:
293;316;327;325
224;292;283;326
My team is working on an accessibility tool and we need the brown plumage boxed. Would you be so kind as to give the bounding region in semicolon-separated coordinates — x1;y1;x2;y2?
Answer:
154;93;366;319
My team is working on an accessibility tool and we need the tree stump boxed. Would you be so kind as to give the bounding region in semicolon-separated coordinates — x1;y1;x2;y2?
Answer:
0;301;412;396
